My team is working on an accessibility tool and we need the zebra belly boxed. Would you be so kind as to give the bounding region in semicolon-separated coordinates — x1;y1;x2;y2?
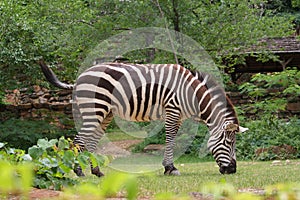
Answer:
111;103;166;122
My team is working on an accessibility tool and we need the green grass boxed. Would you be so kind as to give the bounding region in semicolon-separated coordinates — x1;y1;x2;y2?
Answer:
105;131;138;141
84;159;300;197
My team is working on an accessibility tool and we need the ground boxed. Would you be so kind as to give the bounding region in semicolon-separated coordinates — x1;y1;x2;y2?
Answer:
6;140;296;200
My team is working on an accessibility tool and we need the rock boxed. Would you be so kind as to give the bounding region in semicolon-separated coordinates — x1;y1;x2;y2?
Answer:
49;97;59;102
43;93;51;99
19;88;28;93
143;144;165;152
37;90;44;96
18;103;32;110
20;96;31;104
39;97;48;104
33;85;41;93
50;103;69;111
255;144;297;159
287;102;300;111
30;93;39;99
57;90;72;96
4;93;18;105
271;160;282;166
58;95;71;101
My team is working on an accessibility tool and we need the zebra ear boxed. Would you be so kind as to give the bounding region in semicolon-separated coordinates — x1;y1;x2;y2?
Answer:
239;126;249;133
225;123;239;132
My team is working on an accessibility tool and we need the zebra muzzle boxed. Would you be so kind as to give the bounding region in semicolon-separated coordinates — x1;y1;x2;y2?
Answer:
219;159;236;174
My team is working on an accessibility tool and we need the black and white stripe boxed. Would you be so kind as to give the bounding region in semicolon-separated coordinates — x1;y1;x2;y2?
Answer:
40;61;243;176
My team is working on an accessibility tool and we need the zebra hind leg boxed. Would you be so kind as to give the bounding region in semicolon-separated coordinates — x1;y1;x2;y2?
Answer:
90;112;113;177
73;127;106;177
73;113;113;177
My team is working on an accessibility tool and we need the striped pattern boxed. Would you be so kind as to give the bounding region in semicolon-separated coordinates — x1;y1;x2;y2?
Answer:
72;63;239;174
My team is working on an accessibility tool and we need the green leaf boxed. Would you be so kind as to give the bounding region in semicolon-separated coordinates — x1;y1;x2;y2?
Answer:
63;150;75;168
28;146;44;160
37;138;58;150
0;143;5;149
58;137;69;151
77;153;90;170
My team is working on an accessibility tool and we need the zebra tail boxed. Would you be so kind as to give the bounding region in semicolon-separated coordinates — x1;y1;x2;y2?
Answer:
38;59;74;90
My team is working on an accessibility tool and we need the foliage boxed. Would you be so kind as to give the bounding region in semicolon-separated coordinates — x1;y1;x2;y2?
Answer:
239;68;300;115
0;0;295;90
201;181;300;200
236;116;300;160
0;118;76;150
0;161;33;199
64;172;138;200
1;144;300;199
0;137;108;191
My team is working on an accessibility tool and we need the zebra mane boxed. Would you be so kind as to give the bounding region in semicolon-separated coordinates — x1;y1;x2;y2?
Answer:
190;70;239;126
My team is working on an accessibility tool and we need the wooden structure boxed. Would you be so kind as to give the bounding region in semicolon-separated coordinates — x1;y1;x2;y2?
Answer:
225;37;300;80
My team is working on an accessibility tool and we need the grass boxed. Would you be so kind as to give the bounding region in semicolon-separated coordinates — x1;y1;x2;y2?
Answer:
105;131;139;141
81;159;300;197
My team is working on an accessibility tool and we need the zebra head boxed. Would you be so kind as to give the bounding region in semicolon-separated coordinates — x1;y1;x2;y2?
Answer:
208;122;248;174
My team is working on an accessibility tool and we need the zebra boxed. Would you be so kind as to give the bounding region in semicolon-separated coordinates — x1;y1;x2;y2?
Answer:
39;60;248;177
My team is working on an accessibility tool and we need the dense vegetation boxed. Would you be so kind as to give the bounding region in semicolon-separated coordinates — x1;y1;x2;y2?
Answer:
0;0;299;198
0;0;299;89
0;0;299;159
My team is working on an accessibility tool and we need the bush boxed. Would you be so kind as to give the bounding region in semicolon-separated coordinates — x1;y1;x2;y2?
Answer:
0;137;108;191
0;118;76;150
236;116;300;160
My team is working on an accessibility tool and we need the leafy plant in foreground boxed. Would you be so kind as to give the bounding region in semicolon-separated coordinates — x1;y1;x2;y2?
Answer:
0;137;109;191
28;137;109;190
0;161;33;199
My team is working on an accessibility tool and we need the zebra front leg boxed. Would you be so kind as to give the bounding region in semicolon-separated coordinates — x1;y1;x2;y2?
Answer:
163;111;181;175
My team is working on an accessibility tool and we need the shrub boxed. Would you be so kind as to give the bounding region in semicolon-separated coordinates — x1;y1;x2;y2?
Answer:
0;118;76;150
236;116;300;160
0;137;108;191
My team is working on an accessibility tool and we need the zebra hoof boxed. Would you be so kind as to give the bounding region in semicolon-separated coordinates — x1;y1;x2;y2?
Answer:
169;169;181;176
164;165;181;176
91;166;105;177
74;166;85;177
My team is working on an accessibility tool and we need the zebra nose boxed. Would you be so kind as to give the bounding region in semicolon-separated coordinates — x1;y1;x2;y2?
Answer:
219;159;236;174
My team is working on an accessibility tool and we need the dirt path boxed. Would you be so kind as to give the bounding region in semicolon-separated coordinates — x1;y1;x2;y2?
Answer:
96;139;143;157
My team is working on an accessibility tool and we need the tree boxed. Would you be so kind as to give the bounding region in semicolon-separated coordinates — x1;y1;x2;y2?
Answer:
0;0;295;90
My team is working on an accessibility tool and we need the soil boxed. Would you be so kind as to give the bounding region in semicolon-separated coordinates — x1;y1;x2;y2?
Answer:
96;139;143;157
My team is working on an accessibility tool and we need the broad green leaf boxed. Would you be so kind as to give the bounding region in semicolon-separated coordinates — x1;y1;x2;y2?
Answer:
0;161;14;192
58;137;69;151
100;172;137;198
63;150;75;168
37;138;58;150
17;163;34;193
0;142;5;148
28;146;44;160
77;153;90;170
